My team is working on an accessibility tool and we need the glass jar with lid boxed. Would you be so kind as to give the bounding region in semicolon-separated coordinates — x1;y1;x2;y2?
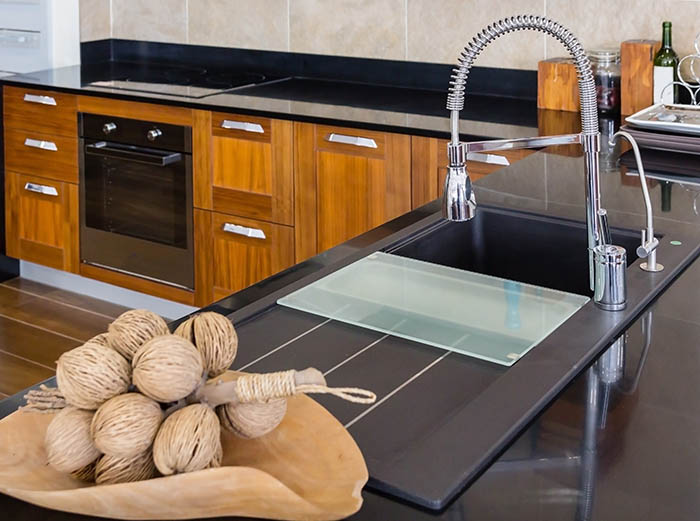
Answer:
588;48;621;114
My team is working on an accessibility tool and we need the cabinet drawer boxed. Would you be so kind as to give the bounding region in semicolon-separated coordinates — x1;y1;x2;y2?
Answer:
5;172;78;272
3;86;77;137
198;210;294;302
4;127;79;183
207;113;293;225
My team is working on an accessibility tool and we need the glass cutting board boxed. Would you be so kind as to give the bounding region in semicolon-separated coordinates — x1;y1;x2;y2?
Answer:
278;252;589;366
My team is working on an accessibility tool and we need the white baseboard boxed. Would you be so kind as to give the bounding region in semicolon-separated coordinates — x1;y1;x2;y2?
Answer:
19;261;198;321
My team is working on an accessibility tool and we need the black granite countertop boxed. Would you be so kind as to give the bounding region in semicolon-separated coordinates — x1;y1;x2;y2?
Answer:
2;144;700;519
0;60;537;141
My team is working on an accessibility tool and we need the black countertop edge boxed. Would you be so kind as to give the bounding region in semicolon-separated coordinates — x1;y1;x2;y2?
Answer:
80;39;538;100
0;72;537;141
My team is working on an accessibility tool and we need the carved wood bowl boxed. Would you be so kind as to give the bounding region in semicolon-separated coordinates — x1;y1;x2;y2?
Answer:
0;372;368;520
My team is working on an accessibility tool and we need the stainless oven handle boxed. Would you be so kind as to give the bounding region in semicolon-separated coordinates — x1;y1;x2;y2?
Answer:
222;223;267;239
85;142;182;166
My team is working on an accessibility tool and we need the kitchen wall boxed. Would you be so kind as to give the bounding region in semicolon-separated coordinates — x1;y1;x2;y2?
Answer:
79;0;700;70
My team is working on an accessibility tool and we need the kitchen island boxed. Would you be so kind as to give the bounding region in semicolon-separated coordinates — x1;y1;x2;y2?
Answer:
1;143;699;520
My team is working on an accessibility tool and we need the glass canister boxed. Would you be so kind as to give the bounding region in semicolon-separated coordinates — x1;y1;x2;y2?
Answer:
588;48;621;114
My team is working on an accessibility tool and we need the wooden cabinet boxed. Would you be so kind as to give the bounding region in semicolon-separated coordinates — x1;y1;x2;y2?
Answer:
194;111;293;225
411;136;535;208
195;209;294;304
294;123;411;262
5;172;78;272
3;86;77;137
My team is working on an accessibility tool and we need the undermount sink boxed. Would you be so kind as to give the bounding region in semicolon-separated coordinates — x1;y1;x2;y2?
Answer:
278;208;642;366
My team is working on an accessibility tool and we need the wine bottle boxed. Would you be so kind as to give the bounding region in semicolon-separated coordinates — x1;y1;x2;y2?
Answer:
653;21;679;104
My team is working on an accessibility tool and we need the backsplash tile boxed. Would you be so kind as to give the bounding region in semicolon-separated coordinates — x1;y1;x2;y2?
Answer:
112;0;187;43
407;0;546;69
289;0;406;59
79;0;110;42
188;0;289;51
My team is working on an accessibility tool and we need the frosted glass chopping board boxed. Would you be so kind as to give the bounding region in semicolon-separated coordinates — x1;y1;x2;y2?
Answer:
278;252;589;366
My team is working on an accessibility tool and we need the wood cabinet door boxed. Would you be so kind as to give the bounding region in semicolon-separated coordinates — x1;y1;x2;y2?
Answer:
5;172;78;272
195;209;294;304
197;112;293;226
294;123;411;262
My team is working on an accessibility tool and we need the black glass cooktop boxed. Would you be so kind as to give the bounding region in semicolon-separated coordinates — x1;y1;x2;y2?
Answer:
86;62;274;98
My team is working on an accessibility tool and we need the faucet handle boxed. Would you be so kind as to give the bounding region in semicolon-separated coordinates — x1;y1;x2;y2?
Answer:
636;229;659;259
597;209;612;245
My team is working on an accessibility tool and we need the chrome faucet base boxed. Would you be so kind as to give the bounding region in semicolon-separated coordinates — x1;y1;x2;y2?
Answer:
640;261;664;273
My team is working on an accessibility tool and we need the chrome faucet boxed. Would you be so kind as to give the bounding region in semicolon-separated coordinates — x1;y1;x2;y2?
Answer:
443;15;621;308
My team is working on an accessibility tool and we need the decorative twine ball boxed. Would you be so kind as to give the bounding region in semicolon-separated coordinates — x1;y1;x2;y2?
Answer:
132;335;204;403
45;407;101;473
70;461;96;482
95;450;157;484
153;404;222;476
91;393;163;458
56;342;131;410
174;313;238;378
217;398;287;439
107;309;169;361
87;332;109;347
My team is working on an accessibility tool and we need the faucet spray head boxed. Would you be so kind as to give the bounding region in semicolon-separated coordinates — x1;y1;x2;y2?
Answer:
443;142;476;221
442;164;477;221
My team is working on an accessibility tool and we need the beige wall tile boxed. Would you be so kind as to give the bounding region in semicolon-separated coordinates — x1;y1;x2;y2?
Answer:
79;0;111;42
407;0;546;69
188;0;288;51
290;0;406;59
547;0;700;61
112;0;187;43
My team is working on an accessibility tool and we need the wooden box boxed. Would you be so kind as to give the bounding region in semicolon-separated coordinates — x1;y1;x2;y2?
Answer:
537;58;580;112
621;39;661;116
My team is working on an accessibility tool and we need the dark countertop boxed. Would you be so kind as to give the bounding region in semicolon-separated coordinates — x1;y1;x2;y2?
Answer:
0;61;537;141
2;145;700;519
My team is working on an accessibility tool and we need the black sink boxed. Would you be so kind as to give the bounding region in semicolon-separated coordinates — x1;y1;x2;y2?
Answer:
389;207;642;297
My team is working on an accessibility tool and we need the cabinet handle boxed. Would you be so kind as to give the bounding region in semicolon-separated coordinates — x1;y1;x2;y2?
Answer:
24;182;58;196
23;93;57;106
222;223;267;239
220;120;265;133
326;133;377;149
24;138;58;151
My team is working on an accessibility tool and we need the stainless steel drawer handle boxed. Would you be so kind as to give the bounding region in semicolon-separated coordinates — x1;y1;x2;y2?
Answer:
326;133;377;149
24;138;58;151
23;93;57;106
24;182;58;196
222;223;266;239
220;120;265;133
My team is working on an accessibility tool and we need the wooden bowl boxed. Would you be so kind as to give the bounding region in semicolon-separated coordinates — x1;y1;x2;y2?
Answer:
0;372;368;520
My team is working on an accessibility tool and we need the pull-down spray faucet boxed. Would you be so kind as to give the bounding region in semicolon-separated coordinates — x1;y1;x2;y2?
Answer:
443;15;621;306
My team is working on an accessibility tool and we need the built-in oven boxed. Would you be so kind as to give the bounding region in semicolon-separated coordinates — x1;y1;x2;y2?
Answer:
79;113;194;289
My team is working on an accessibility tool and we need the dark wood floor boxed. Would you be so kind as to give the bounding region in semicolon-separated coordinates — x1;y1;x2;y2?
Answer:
0;278;130;397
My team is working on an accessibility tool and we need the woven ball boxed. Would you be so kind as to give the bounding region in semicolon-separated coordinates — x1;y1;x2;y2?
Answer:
174;313;238;377
92;393;163;458
70;461;96;482
45;407;101;473
132;335;204;403
217;399;287;439
56;342;131;410
87;332;109;347
95;450;157;484
153;404;222;476
107;309;169;361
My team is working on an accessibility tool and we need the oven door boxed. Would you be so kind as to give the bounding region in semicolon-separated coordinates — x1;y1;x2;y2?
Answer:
80;139;194;289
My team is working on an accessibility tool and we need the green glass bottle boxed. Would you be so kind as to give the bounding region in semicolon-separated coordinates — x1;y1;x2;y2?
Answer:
653;21;679;104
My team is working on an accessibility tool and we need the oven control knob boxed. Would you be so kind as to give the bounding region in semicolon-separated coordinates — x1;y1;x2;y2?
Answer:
102;122;117;135
147;129;163;142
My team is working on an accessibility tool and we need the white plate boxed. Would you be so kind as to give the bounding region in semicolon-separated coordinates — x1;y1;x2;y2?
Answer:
626;103;700;136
